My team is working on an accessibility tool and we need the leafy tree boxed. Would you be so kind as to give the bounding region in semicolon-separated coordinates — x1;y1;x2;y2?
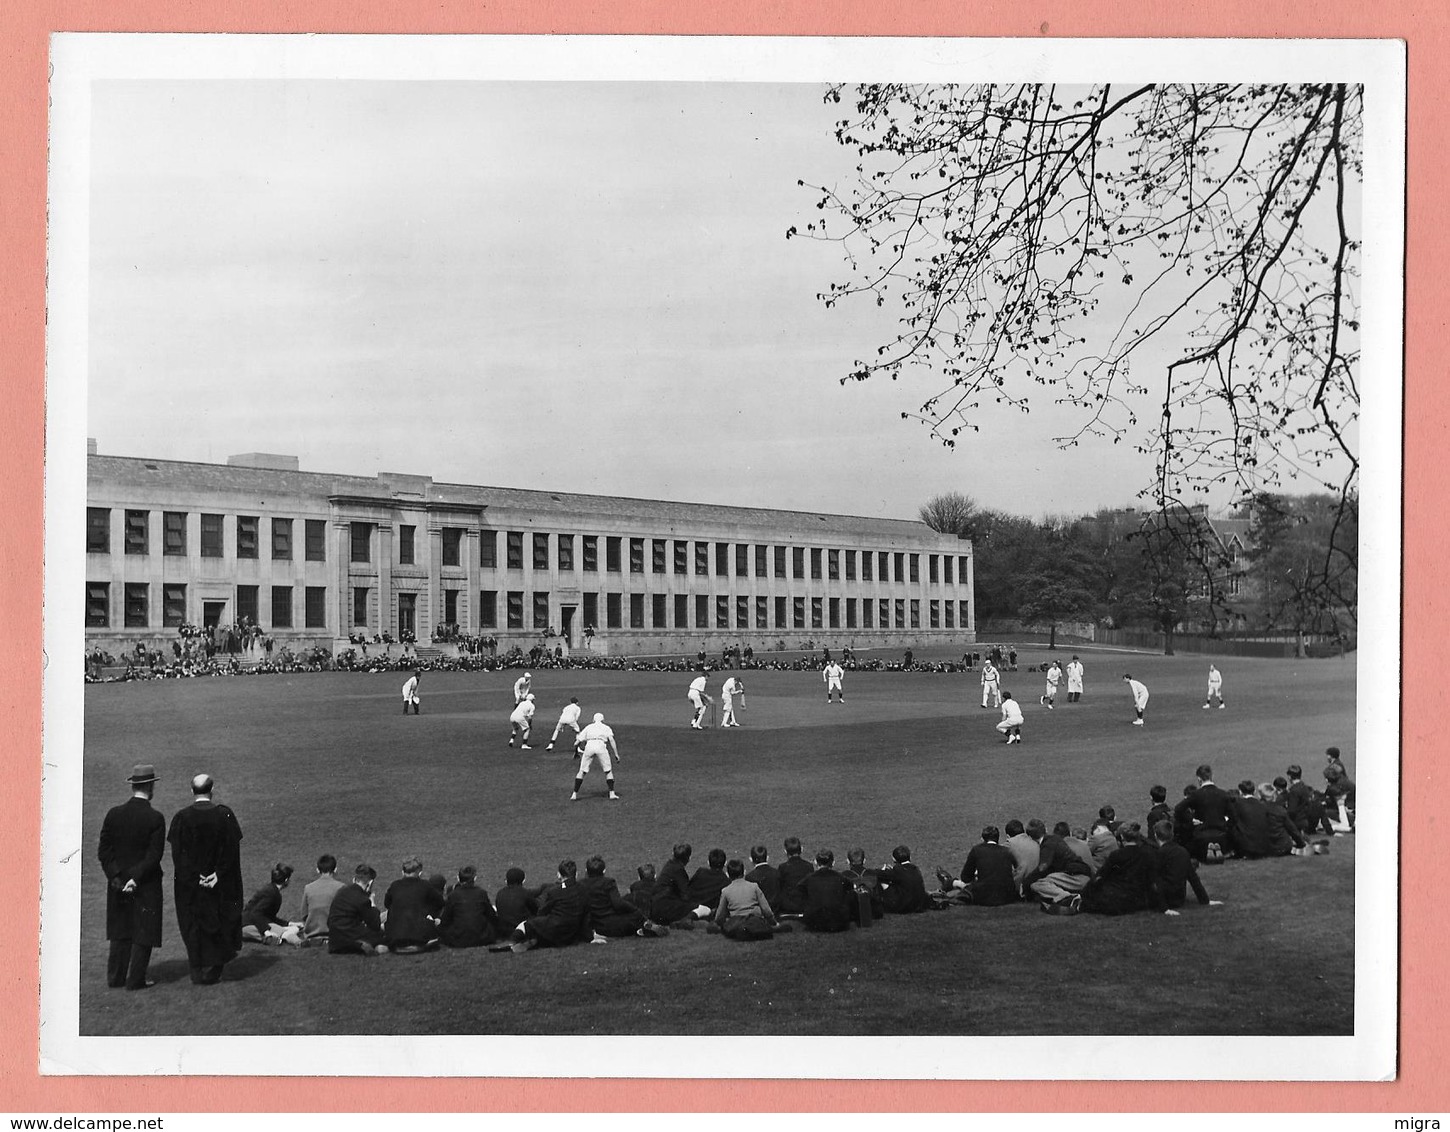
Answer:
796;84;1360;603
918;490;981;537
1245;491;1358;647
1017;574;1098;650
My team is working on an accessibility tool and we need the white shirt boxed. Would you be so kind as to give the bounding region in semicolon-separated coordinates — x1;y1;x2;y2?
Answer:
1046;665;1062;687
1000;699;1024;725
721;677;741;698
577;720;615;748
401;676;419;699
1066;661;1084;680
513;677;531;703
1208;668;1222;685
823;663;844;682
557;702;582;726
982;664;1000;684
1127;679;1149;704
689;676;707;696
509;700;535;724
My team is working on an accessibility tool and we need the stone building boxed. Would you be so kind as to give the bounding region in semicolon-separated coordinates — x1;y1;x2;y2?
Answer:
85;452;976;656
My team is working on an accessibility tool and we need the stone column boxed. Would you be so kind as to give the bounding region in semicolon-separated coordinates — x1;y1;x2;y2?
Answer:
377;524;393;640
333;520;352;635
426;521;444;639
465;529;480;633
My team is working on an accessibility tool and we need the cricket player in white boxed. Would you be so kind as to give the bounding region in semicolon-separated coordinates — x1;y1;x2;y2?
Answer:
513;672;533;705
823;660;845;704
572;713;620;801
1041;661;1062;709
1204;664;1226;709
1124;674;1150;725
980;661;1002;708
996;692;1024;743
508;693;536;748
687;672;712;729
1065;656;1085;702
547;697;583;750
720;676;744;727
401;670;421;715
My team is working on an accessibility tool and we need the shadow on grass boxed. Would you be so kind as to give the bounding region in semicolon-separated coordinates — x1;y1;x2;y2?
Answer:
149;949;283;987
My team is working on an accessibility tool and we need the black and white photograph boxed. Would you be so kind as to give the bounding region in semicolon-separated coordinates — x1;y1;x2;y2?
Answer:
41;35;1403;1079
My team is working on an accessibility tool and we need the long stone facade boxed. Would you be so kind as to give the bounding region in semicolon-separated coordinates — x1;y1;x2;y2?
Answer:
84;453;976;656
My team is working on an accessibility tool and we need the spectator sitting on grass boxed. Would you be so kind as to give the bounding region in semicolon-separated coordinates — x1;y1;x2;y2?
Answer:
1004;820;1040;896
300;854;346;946
650;844;698;928
713;858;783;940
1234;782;1307;859
773;837;812;917
1324;766;1356;833
1071;823;1160;917
580;855;659;939
1024;820;1093;908
494;867;544;934
744;845;780;908
935;826;1018;907
627;863;658;918
327;865;388;956
503;859;589;953
384;856;445;953
241;862;299;946
877;844;930;914
1284;764;1329;837
686;848;731;919
801;849;853;933
438;865;501;949
1151;821;1216;914
1146;785;1172;833
842;847;884;922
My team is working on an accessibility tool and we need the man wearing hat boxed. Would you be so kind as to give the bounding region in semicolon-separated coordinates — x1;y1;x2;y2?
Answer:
167;773;244;985
97;764;166;990
571;712;621;801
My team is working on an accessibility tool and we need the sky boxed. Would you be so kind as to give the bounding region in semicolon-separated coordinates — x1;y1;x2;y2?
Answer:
88;79;1176;522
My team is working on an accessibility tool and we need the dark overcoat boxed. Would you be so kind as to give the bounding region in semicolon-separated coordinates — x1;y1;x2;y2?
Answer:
167;800;244;967
97;797;166;947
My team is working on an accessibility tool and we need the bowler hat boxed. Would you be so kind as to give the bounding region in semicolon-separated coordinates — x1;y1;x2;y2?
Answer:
126;763;158;785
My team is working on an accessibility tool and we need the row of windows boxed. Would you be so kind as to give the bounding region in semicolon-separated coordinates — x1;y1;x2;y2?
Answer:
87;510;967;585
85;582;329;630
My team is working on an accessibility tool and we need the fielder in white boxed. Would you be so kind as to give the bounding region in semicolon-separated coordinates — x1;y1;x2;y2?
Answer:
508;693;536;749
401;670;421;715
823;660;845;704
1065;656;1085;702
980;661;1002;708
1204;664;1226;709
720;676;745;727
1123;674;1149;725
547;697;583;750
996;692;1024;744
513;671;533;705
687;672;712;729
1041;661;1062;709
572;713;620;801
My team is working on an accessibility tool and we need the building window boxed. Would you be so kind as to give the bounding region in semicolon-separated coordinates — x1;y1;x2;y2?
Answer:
845;598;857;629
606;537;622;573
755;544;768;578
558;535;574;571
879;598;891;628
236;516;259;560
909;554;920;583
305;587;327;629
736;544;749;578
123;583;148;628
305;519;326;562
736;596;749;629
86;508;110;554
163;584;187;628
124;510;148;555
929;555;939;584
910;599;921;629
532;533;549;571
793;597;805;629
272;518;293;561
507;531;524;570
828;549;839;581
652;539;667;574
895;553;906;583
845;550;856;581
811;597;823;629
629;538;644;574
695;541;709;576
399;525;415;565
272;586;293;629
878;551;890;581
945;602;955;629
774;596;786;628
444;528;465;568
630;593;645;629
828;597;840;629
507;591;524;630
236;585;259;625
85;583;109;628
774;546;787;578
533;591;549;630
442;589;458;624
349;523;371;564
164;512;187;556
895;599;906;629
793;547;805;579
583;592;598;629
350;587;366;628
716;542;729;578
652;593;667;628
695;594;709;629
929;600;940;629
583;536;598;572
810;548;823;580
861;599;874;629
606;592;622;629
861;552;874;582
716;595;729;629
1229;573;1243;597
959;600;970;627
959;556;970;582
943;556;954;585
674;593;688;629
674;540;688;575
755;596;768;629
480;530;497;569
201;514;224;558
479;590;498;629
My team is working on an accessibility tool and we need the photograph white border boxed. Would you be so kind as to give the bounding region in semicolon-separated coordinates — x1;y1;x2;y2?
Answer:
41;33;1404;1079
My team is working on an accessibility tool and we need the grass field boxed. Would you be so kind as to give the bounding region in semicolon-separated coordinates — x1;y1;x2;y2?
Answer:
79;646;1356;1037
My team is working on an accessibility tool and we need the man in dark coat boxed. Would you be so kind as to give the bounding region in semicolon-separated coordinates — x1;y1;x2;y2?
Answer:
327;864;387;954
744;845;780;908
1078;824;1161;916
878;844;931;914
97;763;166;990
1284;764;1329;836
842;847;884;922
166;772;244;984
650;844;697;926
579;856;652;937
686;848;731;918
937;826;1019;907
773;837;813;915
508;859;589;951
800;849;853;933
1176;764;1236;860
1151;821;1215;911
438;865;501;948
627;864;658;918
494;867;544;933
384;856;446;951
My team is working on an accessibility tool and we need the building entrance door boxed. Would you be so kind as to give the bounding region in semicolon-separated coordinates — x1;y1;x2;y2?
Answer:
561;605;577;649
203;601;226;629
398;593;416;639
